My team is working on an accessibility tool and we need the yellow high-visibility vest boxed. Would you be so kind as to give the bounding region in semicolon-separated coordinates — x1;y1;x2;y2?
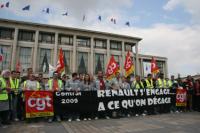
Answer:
132;80;144;89
48;79;63;90
145;79;154;89
157;78;167;88
0;77;9;101
10;77;20;94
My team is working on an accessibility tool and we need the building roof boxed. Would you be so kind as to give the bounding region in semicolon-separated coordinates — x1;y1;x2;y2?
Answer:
0;18;142;41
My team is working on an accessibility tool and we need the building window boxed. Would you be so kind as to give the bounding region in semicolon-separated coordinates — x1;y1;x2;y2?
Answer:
0;45;11;70
110;40;122;50
157;61;164;74
125;43;133;51
63;50;70;74
58;34;73;45
77;52;88;74
0;27;14;40
19;47;32;71
39;32;55;44
113;55;120;67
18;30;35;42
77;37;90;47
94;39;106;49
39;48;51;72
95;53;105;74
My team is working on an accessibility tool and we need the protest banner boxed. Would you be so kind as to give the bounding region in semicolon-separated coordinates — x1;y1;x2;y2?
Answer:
176;88;187;107
25;91;54;118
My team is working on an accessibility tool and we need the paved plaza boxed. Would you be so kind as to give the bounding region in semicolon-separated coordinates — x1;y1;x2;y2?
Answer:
1;112;200;133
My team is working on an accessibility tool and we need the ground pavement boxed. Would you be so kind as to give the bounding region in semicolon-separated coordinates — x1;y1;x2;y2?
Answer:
0;112;200;133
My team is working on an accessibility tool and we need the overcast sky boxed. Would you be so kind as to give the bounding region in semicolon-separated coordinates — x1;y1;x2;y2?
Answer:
0;0;200;77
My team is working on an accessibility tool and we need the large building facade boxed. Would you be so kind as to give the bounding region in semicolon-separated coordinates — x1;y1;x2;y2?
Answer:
0;18;168;77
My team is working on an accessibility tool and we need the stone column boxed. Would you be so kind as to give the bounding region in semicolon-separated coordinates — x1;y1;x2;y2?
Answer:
106;39;110;69
72;35;77;72
90;37;94;74
53;32;58;67
11;28;19;70
135;43;140;76
32;30;39;73
122;41;125;75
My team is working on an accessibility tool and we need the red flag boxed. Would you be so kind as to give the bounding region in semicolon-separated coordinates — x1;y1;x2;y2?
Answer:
0;48;3;62
56;48;65;74
106;56;119;80
124;51;134;77
151;57;159;74
16;60;21;72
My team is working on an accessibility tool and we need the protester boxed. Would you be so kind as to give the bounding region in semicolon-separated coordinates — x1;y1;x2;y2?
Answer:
0;70;11;125
194;79;200;111
120;76;130;90
65;73;81;122
47;72;63;123
10;71;20;121
185;75;194;111
132;75;146;116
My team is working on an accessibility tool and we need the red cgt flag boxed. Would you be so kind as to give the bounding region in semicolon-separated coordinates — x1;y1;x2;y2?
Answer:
106;56;119;80
124;51;134;77
151;57;159;74
56;48;65;74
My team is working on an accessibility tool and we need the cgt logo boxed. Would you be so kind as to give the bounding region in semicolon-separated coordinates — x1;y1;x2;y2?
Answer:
176;93;186;102
28;96;52;111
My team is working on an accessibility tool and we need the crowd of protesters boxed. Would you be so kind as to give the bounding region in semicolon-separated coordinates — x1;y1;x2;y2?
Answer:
0;68;200;125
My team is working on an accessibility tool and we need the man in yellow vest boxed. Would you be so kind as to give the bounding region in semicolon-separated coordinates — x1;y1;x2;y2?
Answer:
144;74;154;89
156;73;167;89
47;72;63;123
0;70;12;125
10;71;20;121
156;73;169;113
131;75;146;116
132;75;144;89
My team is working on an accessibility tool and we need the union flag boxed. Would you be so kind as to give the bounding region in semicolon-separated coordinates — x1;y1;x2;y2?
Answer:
56;48;65;74
151;57;159;74
124;51;134;77
106;56;120;80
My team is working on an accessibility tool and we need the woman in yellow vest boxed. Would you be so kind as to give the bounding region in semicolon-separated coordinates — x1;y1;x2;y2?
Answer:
0;70;12;125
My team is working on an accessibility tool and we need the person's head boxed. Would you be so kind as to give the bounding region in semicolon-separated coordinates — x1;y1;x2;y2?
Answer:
166;78;169;81
11;70;17;78
72;73;78;80
126;76;131;82
84;74;90;84
62;74;67;81
121;76;126;82
135;75;140;82
38;73;43;81
159;73;164;79
187;75;192;81
147;73;152;80
27;68;33;75
29;74;35;81
97;71;103;79
171;75;175;81
79;73;84;81
15;71;21;78
2;70;11;79
53;72;58;80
